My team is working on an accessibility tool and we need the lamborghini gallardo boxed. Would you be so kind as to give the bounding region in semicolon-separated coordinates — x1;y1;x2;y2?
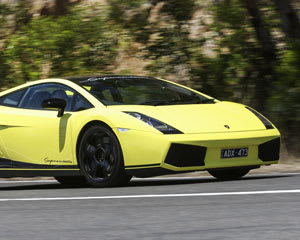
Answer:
0;75;280;187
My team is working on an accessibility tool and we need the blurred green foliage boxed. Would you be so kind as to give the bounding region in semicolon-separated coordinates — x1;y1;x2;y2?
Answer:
271;48;300;153
0;0;299;155
191;0;260;102
3;6;118;85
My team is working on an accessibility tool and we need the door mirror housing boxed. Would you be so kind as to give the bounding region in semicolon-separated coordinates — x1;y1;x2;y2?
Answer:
42;98;67;117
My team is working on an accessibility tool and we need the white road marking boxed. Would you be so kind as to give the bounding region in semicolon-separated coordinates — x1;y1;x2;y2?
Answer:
0;189;300;202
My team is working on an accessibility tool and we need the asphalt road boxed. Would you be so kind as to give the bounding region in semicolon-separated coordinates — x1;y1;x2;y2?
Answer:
0;173;300;240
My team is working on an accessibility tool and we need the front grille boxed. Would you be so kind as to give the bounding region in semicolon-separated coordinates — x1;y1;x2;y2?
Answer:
165;143;206;167
258;138;280;161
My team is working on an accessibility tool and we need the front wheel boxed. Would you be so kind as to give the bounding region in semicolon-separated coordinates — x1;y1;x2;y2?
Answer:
78;125;132;187
208;168;250;181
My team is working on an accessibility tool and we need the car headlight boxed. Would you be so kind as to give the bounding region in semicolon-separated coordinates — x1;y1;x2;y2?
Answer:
124;112;183;134
245;106;274;129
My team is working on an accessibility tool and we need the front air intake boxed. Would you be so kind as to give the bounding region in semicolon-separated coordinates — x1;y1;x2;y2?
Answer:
258;138;280;161
165;143;206;167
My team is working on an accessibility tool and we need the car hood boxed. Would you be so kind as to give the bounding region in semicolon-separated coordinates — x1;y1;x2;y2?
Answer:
107;102;267;133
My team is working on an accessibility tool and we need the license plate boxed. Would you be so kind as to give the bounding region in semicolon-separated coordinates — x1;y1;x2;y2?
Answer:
221;147;248;159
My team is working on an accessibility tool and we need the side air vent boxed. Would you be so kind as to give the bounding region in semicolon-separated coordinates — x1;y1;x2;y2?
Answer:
165;143;206;167
258;138;280;161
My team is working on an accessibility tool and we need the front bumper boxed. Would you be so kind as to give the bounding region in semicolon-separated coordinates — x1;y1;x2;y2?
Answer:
115;128;280;173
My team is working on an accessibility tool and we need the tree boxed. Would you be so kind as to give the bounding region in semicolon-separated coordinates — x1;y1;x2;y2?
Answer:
271;0;300;48
243;0;277;112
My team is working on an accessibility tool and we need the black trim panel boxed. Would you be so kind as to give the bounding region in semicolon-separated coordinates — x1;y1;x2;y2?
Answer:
0;158;78;169
0;170;81;178
206;165;260;172
245;107;274;129
126;167;194;178
126;165;261;178
125;163;160;169
0;158;11;168
12;160;78;169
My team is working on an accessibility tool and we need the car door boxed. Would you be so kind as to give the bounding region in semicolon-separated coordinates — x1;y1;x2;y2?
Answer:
0;83;83;168
0;89;28;167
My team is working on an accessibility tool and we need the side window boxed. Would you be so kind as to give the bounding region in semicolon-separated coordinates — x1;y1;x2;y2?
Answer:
19;83;75;111
0;89;27;107
102;89;114;101
72;93;93;111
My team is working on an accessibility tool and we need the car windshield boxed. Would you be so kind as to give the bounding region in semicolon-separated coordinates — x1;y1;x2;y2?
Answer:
71;76;214;106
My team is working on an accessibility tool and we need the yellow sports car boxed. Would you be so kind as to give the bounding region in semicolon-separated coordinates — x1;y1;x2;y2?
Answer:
0;75;280;187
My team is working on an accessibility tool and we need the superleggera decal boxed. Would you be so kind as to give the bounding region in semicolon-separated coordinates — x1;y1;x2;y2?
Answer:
0;158;77;169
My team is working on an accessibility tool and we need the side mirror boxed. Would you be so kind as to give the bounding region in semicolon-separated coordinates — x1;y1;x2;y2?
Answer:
42;98;67;117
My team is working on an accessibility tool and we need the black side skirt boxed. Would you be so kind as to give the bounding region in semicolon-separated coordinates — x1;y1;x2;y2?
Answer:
0;170;81;178
0;158;80;178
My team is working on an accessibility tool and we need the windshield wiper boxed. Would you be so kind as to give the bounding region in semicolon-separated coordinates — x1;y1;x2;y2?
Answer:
140;98;215;106
140;100;173;106
201;98;215;104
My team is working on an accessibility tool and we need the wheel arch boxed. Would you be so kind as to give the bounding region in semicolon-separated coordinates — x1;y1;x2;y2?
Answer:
75;120;114;167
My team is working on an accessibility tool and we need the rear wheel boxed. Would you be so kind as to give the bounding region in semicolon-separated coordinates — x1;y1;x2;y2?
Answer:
208;168;250;180
55;176;87;186
78;125;132;187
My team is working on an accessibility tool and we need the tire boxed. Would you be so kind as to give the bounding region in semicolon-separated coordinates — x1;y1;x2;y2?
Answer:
208;168;250;181
78;125;132;187
55;176;87;186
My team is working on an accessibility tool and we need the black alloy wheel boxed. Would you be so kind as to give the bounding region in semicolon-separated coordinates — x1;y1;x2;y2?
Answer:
208;168;250;181
79;125;131;187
